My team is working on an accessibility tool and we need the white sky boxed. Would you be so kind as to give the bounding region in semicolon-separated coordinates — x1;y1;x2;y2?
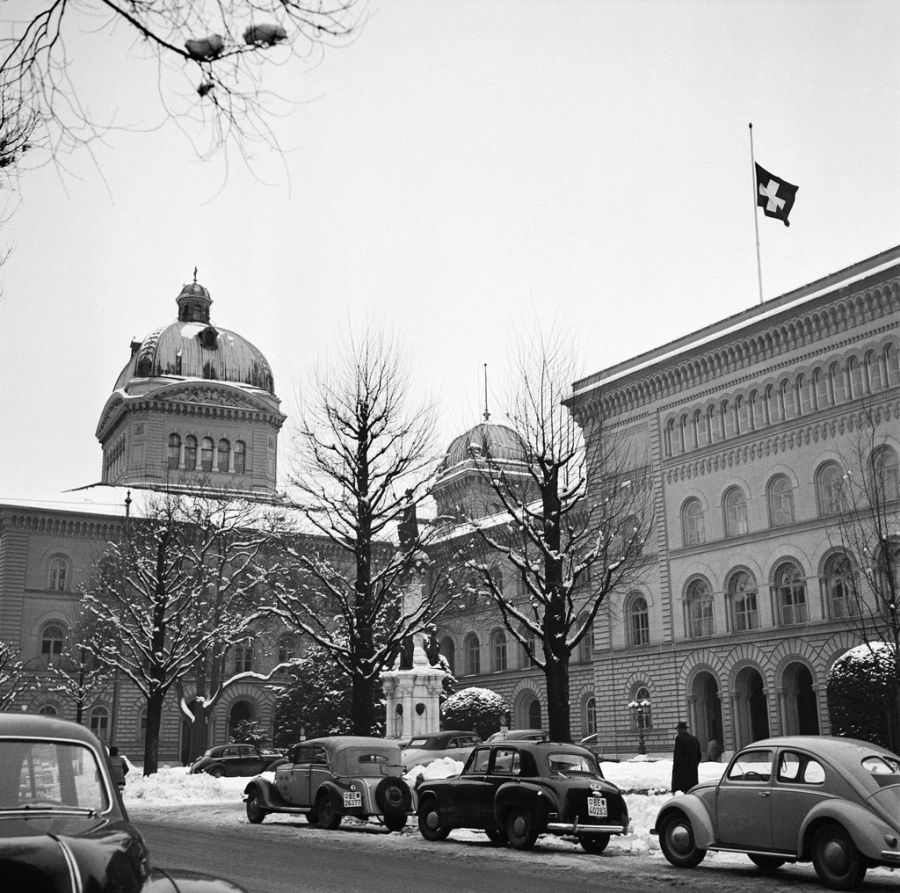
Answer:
0;0;898;501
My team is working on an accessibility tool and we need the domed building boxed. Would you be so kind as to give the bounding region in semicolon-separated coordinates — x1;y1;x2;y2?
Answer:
95;277;285;494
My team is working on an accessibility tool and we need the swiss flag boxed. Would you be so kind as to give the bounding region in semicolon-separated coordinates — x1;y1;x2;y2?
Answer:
755;163;798;227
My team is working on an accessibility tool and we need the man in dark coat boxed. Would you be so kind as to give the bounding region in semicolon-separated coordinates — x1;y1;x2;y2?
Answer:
671;721;702;793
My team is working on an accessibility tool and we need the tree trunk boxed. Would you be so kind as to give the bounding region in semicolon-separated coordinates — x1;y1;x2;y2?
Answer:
352;671;375;735
544;649;571;742
143;689;165;775
189;701;210;762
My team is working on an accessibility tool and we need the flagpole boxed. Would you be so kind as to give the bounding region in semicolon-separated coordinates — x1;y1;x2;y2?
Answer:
748;122;764;304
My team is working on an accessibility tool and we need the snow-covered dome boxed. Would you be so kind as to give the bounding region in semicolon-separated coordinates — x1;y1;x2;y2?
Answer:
439;421;529;472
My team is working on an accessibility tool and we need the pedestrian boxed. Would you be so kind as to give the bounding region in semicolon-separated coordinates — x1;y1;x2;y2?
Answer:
671;721;702;793
706;737;722;762
109;746;129;791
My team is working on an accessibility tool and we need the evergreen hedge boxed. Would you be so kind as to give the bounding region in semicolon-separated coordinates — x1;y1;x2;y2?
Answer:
440;686;508;739
827;642;897;748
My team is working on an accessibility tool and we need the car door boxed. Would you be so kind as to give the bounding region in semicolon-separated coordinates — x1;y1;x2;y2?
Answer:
715;748;774;850
769;749;829;853
277;745;315;805
220;745;240;775
447;747;495;827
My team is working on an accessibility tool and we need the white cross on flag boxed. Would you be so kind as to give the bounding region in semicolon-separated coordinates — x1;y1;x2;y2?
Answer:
755;163;798;227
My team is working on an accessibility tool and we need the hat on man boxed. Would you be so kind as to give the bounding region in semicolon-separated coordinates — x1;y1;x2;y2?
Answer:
676;721;688;732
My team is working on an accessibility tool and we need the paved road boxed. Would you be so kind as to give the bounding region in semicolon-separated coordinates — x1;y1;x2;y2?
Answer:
131;803;900;893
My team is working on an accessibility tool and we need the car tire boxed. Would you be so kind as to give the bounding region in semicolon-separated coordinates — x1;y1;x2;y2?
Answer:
485;826;507;846
418;799;451;841
375;777;411;814
579;833;610;854
658;811;706;869
209;767;226;779
505;807;539;850
748;853;786;873
317;792;342;830
811;823;867;891
245;790;267;824
305;809;319;826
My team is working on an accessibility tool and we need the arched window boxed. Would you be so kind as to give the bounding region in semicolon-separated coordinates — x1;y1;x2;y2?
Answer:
618;515;642;557
527;698;542;729
40;623;65;664
584;696;597;736
46;556;69;591
729;570;759;631
520;627;538;668
278;635;298;664
464;634;480;675
38;703;59;716
89;706;109;742
577;613;594;662
816;461;846;516
723;487;748;537
686;578;713;638
872;445;900;501
200;437;214;472
681;498;705;546
234;440;247;474
824;552;854;619
630;684;653;730
440;637;455;674
627;594;649;646
775;561;807;625
490;629;507;672
167;433;181;470
234;642;254;673
217;438;230;473
184;435;198;470
767;474;795;527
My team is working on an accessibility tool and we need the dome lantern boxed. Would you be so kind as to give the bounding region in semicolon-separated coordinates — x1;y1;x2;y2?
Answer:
176;268;212;324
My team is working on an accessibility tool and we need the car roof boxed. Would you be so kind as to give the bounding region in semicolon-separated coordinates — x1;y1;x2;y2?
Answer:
0;713;102;746
483;739;592;755
302;735;401;752
739;735;898;760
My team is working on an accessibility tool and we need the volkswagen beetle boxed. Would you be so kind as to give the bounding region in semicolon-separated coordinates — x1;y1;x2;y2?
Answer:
0;713;246;893
243;736;412;831
653;735;900;890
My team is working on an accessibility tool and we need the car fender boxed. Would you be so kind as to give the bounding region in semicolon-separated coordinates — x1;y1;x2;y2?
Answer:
145;867;248;892
315;779;353;810
493;781;556;828
654;794;716;849
243;777;287;810
798;799;899;862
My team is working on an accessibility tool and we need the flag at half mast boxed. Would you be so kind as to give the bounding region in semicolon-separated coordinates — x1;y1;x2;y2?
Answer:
755;163;798;227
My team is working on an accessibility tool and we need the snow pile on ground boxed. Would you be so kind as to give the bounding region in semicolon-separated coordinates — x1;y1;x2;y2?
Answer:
123;756;728;851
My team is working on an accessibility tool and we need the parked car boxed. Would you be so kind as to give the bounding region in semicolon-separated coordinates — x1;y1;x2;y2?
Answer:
190;742;284;777
416;740;629;852
0;713;247;893
401;730;481;769
485;729;549;743
243;736;412;831
653;735;900;890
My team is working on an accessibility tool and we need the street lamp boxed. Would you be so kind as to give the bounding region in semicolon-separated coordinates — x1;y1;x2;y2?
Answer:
627;698;651;755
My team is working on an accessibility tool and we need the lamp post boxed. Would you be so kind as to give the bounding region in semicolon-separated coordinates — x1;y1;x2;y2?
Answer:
628;698;650;755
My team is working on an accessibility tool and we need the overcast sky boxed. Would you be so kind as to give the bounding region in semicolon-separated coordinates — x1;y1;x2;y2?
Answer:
0;0;897;503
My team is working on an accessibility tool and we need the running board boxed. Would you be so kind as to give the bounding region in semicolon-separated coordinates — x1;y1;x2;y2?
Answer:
708;845;797;862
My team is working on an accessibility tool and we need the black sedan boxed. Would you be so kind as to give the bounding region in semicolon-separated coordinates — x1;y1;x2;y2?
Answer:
190;743;284;778
416;740;629;853
1;712;246;892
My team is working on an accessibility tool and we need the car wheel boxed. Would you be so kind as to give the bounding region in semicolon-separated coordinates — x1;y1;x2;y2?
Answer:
245;791;267;824
811;823;867;890
317;792;342;830
485;826;507;846
748;853;786;872
305;809;319;826
418;799;451;841
384;810;407;832
375;777;411;813
579;833;610;854
505;807;539;850
658;811;706;869
209;767;226;779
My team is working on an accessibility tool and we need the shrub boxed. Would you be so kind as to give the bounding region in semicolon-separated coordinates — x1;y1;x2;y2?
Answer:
441;686;507;739
827;642;898;748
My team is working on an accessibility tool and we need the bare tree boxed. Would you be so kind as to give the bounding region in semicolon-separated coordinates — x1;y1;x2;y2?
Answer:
81;490;283;774
827;406;900;746
267;329;448;735
0;0;359;161
0;640;29;710
463;332;652;742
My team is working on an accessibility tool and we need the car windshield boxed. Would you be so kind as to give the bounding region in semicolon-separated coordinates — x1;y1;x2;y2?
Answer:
0;739;109;812
405;739;430;748
547;752;596;775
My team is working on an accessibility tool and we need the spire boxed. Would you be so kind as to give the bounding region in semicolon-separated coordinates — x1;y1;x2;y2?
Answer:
483;363;490;421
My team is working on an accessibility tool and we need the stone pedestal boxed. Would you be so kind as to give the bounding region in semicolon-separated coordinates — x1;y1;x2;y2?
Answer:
381;636;445;740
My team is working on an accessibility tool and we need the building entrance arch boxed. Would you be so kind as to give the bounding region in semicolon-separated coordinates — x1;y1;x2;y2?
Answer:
689;671;723;753
734;666;769;748
782;662;819;735
228;700;255;739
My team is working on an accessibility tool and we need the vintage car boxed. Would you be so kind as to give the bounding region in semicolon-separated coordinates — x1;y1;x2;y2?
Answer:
653;735;900;890
416;740;629;852
189;742;284;777
0;713;247;893
243;736;412;831
485;729;549;744
400;730;481;769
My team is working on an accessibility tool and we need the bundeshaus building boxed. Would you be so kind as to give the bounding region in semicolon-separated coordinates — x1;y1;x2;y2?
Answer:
2;245;899;762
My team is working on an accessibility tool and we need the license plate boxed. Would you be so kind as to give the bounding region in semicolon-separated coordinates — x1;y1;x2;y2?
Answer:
587;796;607;818
343;791;362;808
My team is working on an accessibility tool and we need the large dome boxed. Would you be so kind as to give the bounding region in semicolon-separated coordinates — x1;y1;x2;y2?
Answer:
113;280;274;393
439;421;529;471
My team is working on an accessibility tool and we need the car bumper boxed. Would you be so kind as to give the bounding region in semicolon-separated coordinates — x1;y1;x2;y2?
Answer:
547;820;630;836
881;850;900;864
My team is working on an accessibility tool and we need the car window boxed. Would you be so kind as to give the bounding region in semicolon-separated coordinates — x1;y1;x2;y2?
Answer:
777;751;825;785
311;747;328;765
491;748;521;776
726;749;773;782
223;746;239;758
407;738;428;748
465;748;491;775
863;755;900;776
548;752;595;775
357;753;390;764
